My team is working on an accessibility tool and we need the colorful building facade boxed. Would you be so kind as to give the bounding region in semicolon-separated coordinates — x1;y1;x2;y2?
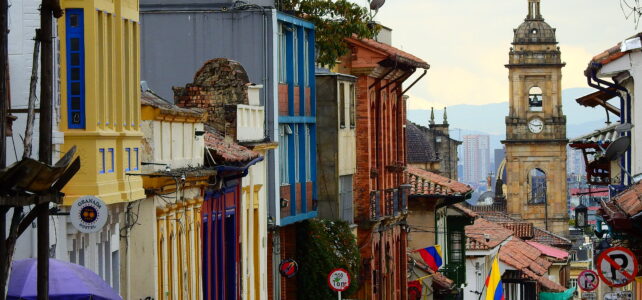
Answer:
337;36;429;300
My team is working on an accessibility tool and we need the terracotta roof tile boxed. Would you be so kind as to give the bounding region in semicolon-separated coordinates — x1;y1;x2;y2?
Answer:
465;218;512;250
347;37;430;69
498;222;534;239
204;125;260;164
452;203;478;218
407;166;472;196
526;241;569;260
590;33;642;69
612;181;642;216
532;227;572;249
498;239;565;292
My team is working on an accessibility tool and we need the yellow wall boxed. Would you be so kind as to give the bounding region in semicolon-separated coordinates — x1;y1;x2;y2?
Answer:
59;0;144;205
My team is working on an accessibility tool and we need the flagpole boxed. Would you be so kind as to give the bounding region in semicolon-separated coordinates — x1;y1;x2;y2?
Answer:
477;245;503;300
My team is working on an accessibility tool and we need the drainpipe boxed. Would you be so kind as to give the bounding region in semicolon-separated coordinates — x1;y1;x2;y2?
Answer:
401;69;427;95
586;63;632;185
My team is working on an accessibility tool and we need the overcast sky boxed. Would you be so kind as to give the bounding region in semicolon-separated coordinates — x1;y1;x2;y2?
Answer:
358;0;639;110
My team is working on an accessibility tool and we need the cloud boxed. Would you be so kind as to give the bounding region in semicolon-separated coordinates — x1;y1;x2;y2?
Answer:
357;0;637;106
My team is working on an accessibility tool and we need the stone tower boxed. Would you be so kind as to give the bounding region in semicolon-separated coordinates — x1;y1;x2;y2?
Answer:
504;0;568;236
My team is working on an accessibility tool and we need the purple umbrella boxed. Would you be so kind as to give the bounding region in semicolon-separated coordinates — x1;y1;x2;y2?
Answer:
7;258;122;300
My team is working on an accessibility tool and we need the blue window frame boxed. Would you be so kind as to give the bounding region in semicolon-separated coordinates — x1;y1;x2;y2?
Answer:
134;148;139;171
65;9;85;129
125;148;131;172
99;148;105;174
108;148;114;173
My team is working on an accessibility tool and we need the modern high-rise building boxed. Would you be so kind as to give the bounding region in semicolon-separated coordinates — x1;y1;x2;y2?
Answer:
462;135;490;184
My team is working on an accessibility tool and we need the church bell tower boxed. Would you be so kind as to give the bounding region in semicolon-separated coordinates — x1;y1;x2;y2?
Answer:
504;0;568;236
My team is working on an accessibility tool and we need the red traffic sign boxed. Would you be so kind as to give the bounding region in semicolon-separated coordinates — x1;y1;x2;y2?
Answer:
597;247;639;287
577;270;599;291
279;259;299;279
328;268;351;292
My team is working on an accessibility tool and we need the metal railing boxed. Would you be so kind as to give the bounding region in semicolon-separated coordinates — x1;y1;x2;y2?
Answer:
370;190;381;221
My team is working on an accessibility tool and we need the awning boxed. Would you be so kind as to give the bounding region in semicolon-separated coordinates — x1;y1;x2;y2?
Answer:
539;287;576;300
576;89;620;116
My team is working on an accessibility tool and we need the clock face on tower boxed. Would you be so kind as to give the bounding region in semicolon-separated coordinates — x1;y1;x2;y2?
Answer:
528;118;544;133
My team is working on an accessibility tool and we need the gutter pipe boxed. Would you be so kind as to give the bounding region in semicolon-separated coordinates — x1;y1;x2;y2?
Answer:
402;69;427;95
586;63;632;185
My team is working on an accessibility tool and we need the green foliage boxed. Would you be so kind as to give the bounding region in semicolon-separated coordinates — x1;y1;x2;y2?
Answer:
297;219;361;299
276;0;379;67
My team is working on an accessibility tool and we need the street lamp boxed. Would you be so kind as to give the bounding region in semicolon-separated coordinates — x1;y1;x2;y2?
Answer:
575;203;588;228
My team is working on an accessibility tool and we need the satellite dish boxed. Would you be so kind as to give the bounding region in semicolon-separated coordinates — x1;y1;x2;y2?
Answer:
370;0;385;10
604;136;631;161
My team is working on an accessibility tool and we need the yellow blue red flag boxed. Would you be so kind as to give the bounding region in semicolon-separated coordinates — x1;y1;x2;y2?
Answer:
484;255;504;300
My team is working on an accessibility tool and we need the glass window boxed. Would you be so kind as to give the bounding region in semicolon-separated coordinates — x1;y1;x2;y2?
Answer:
279;125;289;185
305;125;311;181
66;9;85;129
278;24;287;83
293;27;299;86
294;124;300;181
339;83;346;128
108;148;114;173
134;148;139;171
349;84;356;128
303;29;309;86
99;148;105;174
125;148;131;171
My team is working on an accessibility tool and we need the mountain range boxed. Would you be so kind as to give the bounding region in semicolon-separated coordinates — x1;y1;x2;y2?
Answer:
407;87;616;152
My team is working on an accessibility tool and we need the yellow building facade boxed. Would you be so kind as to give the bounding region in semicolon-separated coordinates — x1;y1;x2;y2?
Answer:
59;0;144;204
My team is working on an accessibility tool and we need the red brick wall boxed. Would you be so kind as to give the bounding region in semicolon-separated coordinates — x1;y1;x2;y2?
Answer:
305;87;311;116
293;88;300;116
280;185;291;218
279;84;289;115
306;181;313;212
280;226;298;300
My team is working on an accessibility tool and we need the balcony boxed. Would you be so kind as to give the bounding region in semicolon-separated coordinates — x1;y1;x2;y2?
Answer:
370;186;410;221
236;85;265;142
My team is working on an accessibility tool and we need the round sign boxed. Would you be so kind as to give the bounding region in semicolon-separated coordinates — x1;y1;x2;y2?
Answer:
279;259;298;278
577;270;599;291
597;247;639;287
328;268;351;292
70;196;108;233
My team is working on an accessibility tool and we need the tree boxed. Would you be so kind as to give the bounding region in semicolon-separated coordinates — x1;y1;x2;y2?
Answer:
276;0;380;67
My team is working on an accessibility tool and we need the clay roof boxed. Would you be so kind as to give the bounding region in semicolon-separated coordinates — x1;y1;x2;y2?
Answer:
611;181;642;217
347;36;430;69
526;241;569;260
406;122;438;164
532;227;572;249
452;203;478;218
499;222;534;239
575;88;620;116
499;239;566;292
409;256;455;290
407;166;472;197
591;33;642;66
204;125;260;164
465;218;513;250
141;89;204;119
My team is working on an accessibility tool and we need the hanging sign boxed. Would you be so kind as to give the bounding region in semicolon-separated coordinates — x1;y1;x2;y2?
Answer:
279;259;298;278
327;268;351;292
580;292;596;300
70;196;108;233
577;270;599;292
597;247;639;287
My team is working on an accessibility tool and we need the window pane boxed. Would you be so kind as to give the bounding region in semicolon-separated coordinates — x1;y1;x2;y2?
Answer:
71;97;81;110
70;38;80;51
350;84;355;127
69;15;79;27
71;53;80;65
71;82;81;95
71;68;80;81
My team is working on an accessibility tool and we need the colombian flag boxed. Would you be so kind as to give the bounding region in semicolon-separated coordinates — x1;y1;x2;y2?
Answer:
484;256;504;300
416;245;443;272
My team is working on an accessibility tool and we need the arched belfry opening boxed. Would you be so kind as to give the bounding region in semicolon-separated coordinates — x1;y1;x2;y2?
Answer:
528;86;543;111
528;168;547;204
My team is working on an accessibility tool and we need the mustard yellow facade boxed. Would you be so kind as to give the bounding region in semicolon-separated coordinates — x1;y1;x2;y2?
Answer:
59;0;144;205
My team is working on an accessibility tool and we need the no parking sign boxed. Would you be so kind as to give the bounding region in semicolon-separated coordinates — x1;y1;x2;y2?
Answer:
577;270;599;292
597;247;638;287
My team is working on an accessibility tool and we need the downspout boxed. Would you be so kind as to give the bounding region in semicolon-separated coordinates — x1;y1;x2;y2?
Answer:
401;69;427;95
586;63;632;185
